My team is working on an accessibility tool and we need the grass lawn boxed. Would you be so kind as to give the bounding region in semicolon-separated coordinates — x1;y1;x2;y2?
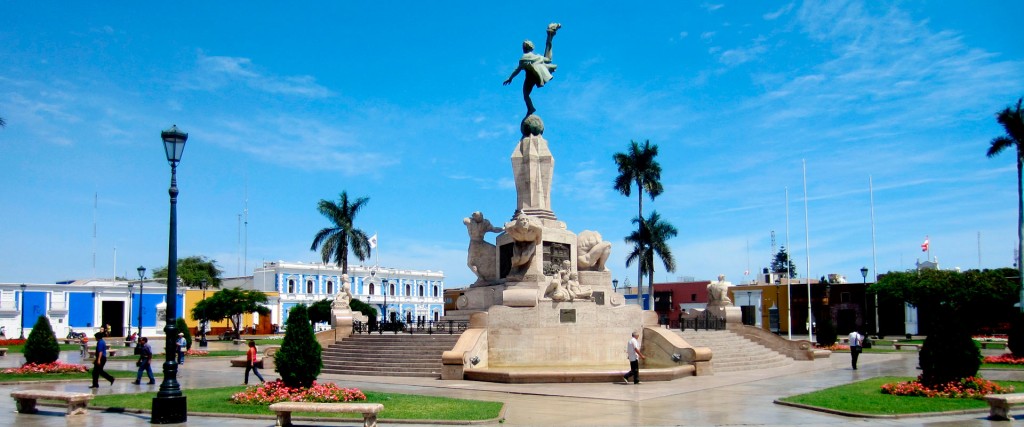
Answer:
0;369;160;382
779;377;1024;415
0;344;82;353
982;363;1024;370
91;385;503;421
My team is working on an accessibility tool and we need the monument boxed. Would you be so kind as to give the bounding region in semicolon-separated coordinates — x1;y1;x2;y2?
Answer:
442;23;712;383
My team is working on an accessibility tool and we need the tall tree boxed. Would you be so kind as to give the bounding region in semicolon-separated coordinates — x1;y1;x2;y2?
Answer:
613;140;664;299
624;211;677;308
770;246;797;278
153;256;222;288
310;191;372;274
987;97;1024;312
190;288;270;338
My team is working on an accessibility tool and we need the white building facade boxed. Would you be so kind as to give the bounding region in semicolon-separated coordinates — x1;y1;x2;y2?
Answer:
249;261;445;325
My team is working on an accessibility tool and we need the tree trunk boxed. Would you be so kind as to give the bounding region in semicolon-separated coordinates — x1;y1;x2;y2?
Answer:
1017;154;1023;313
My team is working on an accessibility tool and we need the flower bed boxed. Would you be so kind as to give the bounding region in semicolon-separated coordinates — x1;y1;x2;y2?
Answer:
881;376;1013;398
230;380;366;405
2;361;88;374
984;354;1024;365
815;343;849;351
0;339;26;346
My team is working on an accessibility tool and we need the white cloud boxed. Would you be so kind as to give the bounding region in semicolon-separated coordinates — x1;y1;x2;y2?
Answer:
764;3;794;21
187;53;332;98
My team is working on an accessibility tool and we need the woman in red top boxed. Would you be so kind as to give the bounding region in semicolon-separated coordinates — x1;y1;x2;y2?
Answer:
244;340;265;385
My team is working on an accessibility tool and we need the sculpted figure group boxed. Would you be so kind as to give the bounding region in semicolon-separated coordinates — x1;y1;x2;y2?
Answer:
545;260;593;302
332;274;353;310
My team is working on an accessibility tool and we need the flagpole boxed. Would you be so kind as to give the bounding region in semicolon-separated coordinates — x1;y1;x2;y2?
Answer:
870;175;879;336
803;160;813;343
786;186;792;340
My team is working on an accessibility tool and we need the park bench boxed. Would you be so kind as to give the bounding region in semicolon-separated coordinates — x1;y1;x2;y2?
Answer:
985;393;1024;420
10;389;94;416
892;343;920;351
0;348;7;356
87;349;118;358
268;402;384;427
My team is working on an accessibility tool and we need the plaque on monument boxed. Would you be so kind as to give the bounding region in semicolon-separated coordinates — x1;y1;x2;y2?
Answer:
543;242;570;275
559;309;576;323
593;291;605;305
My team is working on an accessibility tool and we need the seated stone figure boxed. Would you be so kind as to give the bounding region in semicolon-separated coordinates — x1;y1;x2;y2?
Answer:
707;275;732;306
504;212;543;278
566;270;592;300
576;230;611;271
332;274;353;310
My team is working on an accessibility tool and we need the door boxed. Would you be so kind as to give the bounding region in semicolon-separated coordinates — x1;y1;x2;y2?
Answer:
101;301;125;337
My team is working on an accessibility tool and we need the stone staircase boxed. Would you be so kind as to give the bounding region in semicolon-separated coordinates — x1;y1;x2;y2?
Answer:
322;333;461;378
677;329;794;373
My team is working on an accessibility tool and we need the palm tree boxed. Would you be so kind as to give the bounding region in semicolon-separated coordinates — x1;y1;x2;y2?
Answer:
624;211;677;309
987;97;1024;312
613;139;664;299
310;191;372;274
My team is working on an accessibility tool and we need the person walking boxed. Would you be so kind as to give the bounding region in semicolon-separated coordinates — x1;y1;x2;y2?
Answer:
132;337;156;385
622;331;645;384
848;329;864;370
176;333;187;365
244;340;265;385
89;332;115;388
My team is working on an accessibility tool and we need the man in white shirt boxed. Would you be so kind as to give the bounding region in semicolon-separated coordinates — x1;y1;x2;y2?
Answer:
622;331;645;384
848;329;864;370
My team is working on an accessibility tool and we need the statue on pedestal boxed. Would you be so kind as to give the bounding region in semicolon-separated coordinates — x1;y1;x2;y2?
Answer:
577;230;611;271
503;23;561;116
707;275;732;306
464;212;504;285
504;212;543;279
332;274;353;310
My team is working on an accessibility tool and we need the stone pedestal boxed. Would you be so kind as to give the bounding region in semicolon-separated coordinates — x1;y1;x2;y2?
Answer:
512;134;555;221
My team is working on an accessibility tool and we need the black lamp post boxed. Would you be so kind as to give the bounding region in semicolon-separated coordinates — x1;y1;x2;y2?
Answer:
137;266;145;339
612;279;618;291
152;124;187;424
19;284;26;339
199;279;208;347
860;266;869;334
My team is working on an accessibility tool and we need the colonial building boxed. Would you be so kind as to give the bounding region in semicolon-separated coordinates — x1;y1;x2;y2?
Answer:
246;261;445;327
0;279;184;340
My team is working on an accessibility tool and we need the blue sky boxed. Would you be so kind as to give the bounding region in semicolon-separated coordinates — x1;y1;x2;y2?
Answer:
2;1;1023;287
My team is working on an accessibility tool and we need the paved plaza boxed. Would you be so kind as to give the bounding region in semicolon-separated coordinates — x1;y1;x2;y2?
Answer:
0;344;1021;426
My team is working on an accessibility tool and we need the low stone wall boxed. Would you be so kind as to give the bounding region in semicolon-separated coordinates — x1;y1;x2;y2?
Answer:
726;324;825;360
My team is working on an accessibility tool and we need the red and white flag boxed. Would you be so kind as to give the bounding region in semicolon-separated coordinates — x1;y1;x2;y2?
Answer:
368;233;378;249
921;237;929;252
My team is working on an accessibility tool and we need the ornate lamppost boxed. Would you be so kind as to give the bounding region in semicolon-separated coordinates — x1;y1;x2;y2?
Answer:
152;125;187;424
199;279;208;347
137;266;145;339
612;279;619;291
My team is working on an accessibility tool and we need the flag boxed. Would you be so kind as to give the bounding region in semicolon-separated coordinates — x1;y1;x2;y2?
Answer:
368;233;378;249
921;237;929;252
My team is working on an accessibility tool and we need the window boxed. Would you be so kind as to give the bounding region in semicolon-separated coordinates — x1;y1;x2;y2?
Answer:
405;284;411;296
369;283;375;295
327;281;334;294
288;279;295;294
433;286;439;297
390;283;396;296
691;293;697;302
419;285;424;296
306;280;314;294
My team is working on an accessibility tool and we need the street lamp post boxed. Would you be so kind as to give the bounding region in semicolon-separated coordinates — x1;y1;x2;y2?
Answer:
19;284;26;339
612;279;618;291
860;266;870;335
152;125;188;424
199;279;208;347
137;266;145;339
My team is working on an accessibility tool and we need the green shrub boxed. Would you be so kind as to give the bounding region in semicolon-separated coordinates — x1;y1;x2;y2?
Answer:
24;316;60;365
919;311;982;387
175;317;193;350
275;305;322;388
308;299;333;324
1009;312;1024;357
815;315;837;347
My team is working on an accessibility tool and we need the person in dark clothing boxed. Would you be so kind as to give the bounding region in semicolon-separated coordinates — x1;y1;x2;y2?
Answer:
89;332;115;388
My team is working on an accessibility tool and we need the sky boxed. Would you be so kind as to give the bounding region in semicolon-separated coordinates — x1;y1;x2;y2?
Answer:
1;1;1023;289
